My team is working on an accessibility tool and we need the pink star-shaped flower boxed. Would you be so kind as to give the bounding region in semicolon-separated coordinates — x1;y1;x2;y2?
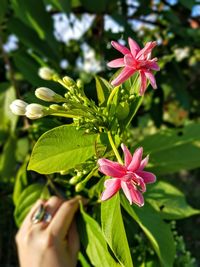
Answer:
107;38;160;95
98;144;156;206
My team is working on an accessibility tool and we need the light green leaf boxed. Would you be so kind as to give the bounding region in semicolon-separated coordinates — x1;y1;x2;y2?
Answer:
121;195;175;267
14;183;50;227
101;193;133;267
136;122;200;174
13;159;28;206
146;181;200;220
79;204;119;267
28;125;97;174
0;85;17;133
95;76;111;106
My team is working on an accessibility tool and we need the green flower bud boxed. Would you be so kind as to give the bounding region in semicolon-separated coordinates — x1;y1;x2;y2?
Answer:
63;76;76;88
75;182;85;192
69;175;82;185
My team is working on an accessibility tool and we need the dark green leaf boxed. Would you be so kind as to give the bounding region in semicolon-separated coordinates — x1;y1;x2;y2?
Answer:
121;195;175;267
146;181;200;220
95;76;111;106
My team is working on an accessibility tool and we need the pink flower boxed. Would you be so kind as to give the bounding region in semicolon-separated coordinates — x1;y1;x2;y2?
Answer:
107;38;160;95
98;144;156;206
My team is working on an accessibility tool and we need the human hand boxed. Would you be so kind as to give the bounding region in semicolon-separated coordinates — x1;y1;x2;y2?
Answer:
16;196;81;267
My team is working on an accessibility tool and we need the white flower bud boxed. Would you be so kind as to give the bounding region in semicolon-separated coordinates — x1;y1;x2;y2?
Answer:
25;104;45;119
35;87;56;102
38;67;54;80
10;99;28;115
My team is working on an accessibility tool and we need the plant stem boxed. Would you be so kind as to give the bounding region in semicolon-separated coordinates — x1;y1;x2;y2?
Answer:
82;166;98;184
107;86;119;107
47;176;63;198
107;131;123;164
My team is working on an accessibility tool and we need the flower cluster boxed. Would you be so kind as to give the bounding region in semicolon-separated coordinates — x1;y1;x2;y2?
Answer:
98;144;156;206
108;37;159;95
10;38;158;207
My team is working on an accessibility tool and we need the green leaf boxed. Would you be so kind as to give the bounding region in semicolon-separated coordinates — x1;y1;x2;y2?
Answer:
121;196;175;267
0;0;8;22
0;136;17;180
95;76;111;106
48;0;71;13
136;122;200;174
28;125;97;174
78;252;91;267
79;204;119;267
0;85;17;133
146;181;200;220
14;183;49;226
101;193;133;267
13;159;28;206
8;18;59;61
179;0;195;9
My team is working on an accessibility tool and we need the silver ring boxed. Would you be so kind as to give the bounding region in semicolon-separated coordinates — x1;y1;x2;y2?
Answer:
32;204;45;224
43;212;52;223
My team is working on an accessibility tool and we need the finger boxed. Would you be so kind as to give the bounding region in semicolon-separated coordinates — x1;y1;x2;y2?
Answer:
48;196;81;238
43;196;63;223
19;199;46;234
68;220;80;259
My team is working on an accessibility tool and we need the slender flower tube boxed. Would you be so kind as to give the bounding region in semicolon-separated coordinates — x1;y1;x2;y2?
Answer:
10;99;28;115
107;37;160;95
98;144;156;206
25;103;45;119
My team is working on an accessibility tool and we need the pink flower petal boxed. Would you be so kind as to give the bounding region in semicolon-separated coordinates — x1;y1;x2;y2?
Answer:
130;187;144;207
121;144;132;167
139;155;149;170
128;37;140;57
124;54;136;68
136;41;157;60
128;147;143;172
139;71;147;95
111;41;130;55
144;71;157;89
121;181;133;204
111;67;136;87
136;171;156;184
145;60;160;71
107;58;125;68
137;41;157;59
98;158;126;178
101;178;121;201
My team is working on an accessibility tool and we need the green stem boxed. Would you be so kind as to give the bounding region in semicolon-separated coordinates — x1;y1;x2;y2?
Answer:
107;131;123;164
107;86;119;107
50;112;81;119
82;166;98;184
47;176;63;198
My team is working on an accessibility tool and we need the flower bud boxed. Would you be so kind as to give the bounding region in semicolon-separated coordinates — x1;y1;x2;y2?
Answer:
75;182;85;192
76;79;83;89
10;99;28;115
25;103;45;119
69;175;82;185
35;87;56;102
38;67;54;80
63;76;76;88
